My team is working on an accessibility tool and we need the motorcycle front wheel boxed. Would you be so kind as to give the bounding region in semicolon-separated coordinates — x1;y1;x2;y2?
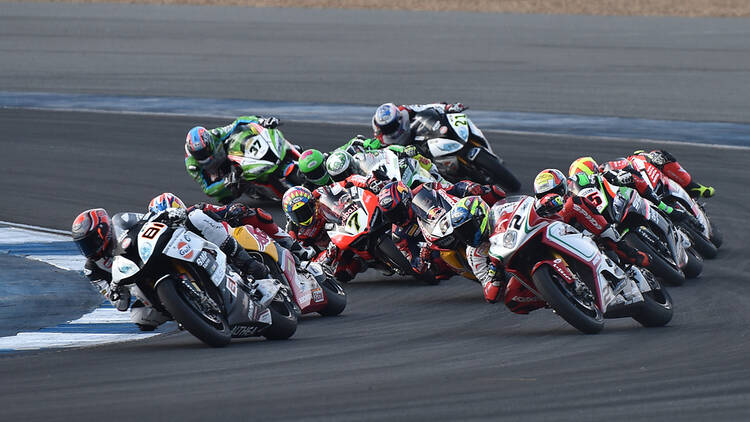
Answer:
633;285;673;327
532;265;604;334
157;275;231;347
624;232;685;286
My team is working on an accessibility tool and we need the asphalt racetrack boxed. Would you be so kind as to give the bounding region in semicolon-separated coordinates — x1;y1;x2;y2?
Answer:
1;109;750;421
2;2;750;421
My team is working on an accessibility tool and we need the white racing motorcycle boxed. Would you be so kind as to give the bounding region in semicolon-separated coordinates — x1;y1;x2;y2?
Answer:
110;213;297;347
487;196;673;334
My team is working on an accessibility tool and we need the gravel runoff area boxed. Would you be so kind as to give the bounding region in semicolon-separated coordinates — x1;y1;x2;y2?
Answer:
10;0;750;17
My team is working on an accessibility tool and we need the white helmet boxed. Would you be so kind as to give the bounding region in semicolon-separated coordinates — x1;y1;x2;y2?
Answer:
372;103;411;145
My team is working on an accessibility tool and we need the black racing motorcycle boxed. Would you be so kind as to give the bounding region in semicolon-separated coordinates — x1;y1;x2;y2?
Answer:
407;108;521;192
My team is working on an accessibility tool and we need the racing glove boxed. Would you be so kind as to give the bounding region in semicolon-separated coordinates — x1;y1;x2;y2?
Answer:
258;117;280;129
443;102;467;113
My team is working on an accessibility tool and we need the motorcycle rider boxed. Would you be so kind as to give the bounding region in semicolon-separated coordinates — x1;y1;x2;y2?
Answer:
372;102;468;145
184;115;282;204
630;149;715;198
72;195;270;330
378;180;506;279
179;200;316;262
531;169;651;267
448;196;513;303
297;148;333;190
569;156;693;226
282;186;367;282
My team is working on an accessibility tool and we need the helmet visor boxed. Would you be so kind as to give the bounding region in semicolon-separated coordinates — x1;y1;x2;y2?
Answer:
303;164;329;185
292;203;316;227
453;218;483;247
74;229;106;259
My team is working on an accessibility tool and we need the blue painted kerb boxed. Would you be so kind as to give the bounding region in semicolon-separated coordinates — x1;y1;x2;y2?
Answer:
1;91;749;146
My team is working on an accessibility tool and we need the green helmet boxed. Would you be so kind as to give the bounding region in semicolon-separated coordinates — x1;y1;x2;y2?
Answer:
298;149;331;186
326;150;354;182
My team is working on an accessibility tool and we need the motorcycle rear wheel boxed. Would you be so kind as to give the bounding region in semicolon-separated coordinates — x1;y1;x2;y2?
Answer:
471;149;521;193
624;232;685;286
532;265;604;334
263;296;298;340
318;278;347;317
157;276;231;347
633;283;673;327
679;222;718;259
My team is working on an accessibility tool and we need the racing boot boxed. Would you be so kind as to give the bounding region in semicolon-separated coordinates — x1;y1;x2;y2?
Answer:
609;239;651;268
483;263;510;304
221;236;269;280
686;181;715;199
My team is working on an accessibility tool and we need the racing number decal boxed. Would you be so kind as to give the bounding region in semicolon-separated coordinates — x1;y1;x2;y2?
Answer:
347;211;362;233
142;222;166;239
451;114;468;127
586;191;603;207
247;139;262;156
510;215;523;230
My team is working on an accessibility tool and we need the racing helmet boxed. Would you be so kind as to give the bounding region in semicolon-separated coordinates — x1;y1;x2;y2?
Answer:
378;181;414;224
568;156;599;178
372;103;410;145
326;150;354;182
533;169;568;199
298;149;331;186
71;208;113;259
449;196;491;247
148;192;186;214
185;126;227;173
282;186;317;227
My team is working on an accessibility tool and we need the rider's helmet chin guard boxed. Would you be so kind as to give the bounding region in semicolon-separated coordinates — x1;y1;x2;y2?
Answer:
568;156;599;179
533;169;568;200
449;196;490;248
326;150;354;183
282;186;317;227
72;208;113;259
298;149;331;186
378;181;414;224
372;103;410;145
186;126;226;173
148;192;186;214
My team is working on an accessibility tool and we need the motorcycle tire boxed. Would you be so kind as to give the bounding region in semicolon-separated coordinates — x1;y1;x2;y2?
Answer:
679;222;718;259
376;236;414;276
624;232;685;286
417;268;441;285
682;250;703;279
263;296;298;340
708;219;723;248
318;278;347;317
532;265;604;334
472;149;521;193
157;276;231;347
633;285;673;327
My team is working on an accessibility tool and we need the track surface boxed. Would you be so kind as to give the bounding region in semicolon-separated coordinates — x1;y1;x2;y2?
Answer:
3;3;750;123
1;109;750;421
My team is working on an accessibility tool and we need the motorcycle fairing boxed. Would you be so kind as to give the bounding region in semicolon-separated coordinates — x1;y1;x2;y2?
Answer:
163;227;227;286
446;113;470;142
427;138;463;158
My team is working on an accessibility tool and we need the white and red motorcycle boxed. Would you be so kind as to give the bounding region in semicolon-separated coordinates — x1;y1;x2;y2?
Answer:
488;196;673;334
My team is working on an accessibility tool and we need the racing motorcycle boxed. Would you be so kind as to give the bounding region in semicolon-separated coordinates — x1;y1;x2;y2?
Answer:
411;185;476;281
232;224;347;317
110;212;297;347
318;183;415;278
225;124;304;201
630;156;720;258
571;175;702;285
408;109;521;192
353;148;437;189
488;196;673;334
